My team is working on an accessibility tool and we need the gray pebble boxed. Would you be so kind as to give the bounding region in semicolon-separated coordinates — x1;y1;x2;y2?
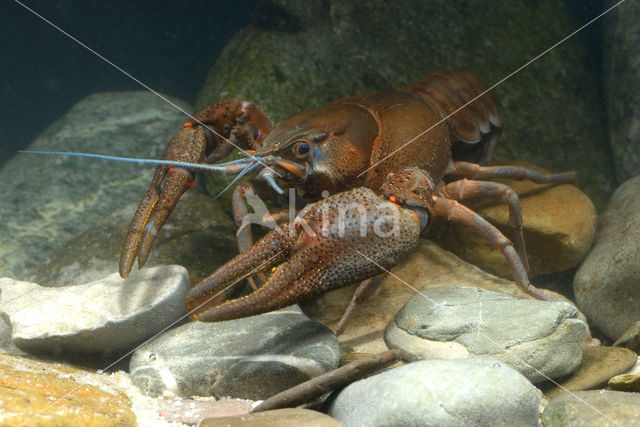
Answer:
574;175;640;340
328;358;539;427
385;286;587;383
0;265;189;355
130;306;340;400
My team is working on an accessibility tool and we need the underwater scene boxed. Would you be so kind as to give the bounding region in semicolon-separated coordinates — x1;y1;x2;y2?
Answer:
1;0;639;425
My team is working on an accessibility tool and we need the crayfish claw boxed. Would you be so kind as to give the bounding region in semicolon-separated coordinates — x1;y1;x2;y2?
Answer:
185;224;296;318
188;188;422;326
119;126;205;278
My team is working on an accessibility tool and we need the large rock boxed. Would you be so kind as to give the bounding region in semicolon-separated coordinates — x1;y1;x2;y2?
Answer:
197;0;613;209
384;286;587;383
327;358;539;426
604;0;640;183
0;91;192;280
434;164;597;279
130;306;340;400
0;353;136;426
0;265;189;356
312;239;574;356
30;191;237;287
574;176;640;340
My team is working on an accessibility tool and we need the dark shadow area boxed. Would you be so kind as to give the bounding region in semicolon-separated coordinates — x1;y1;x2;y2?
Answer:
0;0;260;167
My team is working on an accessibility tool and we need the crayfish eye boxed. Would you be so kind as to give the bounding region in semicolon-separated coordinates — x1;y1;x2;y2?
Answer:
292;142;310;158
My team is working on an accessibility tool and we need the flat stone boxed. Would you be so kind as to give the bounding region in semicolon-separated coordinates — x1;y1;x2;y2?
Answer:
199;408;341;427
545;346;638;399
130;306;340;400
434;164;597;279
0;265;189;355
384;286;587;383
312;240;575;356
0;92;192;280
327;358;539;426
608;372;640;392
543;390;640;426
0;353;136;426
574;176;640;340
30;191;238;287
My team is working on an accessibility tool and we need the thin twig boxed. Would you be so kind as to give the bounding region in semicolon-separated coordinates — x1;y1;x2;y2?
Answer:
252;349;403;412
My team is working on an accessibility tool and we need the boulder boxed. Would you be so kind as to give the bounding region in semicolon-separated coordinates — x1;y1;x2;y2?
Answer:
327;358;539;426
433;164;597;279
0;92;192;280
313;239;576;356
130;306;340;400
384;286;587;383
574;176;640;340
0;265;189;356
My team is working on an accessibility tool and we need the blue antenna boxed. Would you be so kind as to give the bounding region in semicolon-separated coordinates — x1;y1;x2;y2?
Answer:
18;150;261;173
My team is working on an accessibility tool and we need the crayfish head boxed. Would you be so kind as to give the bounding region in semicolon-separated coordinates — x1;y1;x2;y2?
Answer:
256;103;378;198
382;168;436;230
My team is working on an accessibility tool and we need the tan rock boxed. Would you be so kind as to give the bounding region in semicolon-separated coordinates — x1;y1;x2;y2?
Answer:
198;408;341;426
433;163;597;278
544;346;638;399
309;240;571;355
608;372;640;392
0;353;136;426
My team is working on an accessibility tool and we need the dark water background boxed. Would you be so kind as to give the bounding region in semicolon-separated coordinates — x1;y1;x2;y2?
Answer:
0;0;259;168
1;1;604;168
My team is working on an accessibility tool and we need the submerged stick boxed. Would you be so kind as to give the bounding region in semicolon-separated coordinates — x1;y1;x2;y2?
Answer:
252;349;403;413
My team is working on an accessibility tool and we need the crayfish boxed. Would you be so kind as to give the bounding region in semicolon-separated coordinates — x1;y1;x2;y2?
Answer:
49;70;580;331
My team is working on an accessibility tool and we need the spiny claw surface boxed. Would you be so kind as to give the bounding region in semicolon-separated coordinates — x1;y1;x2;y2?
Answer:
119;126;206;277
186;188;421;321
